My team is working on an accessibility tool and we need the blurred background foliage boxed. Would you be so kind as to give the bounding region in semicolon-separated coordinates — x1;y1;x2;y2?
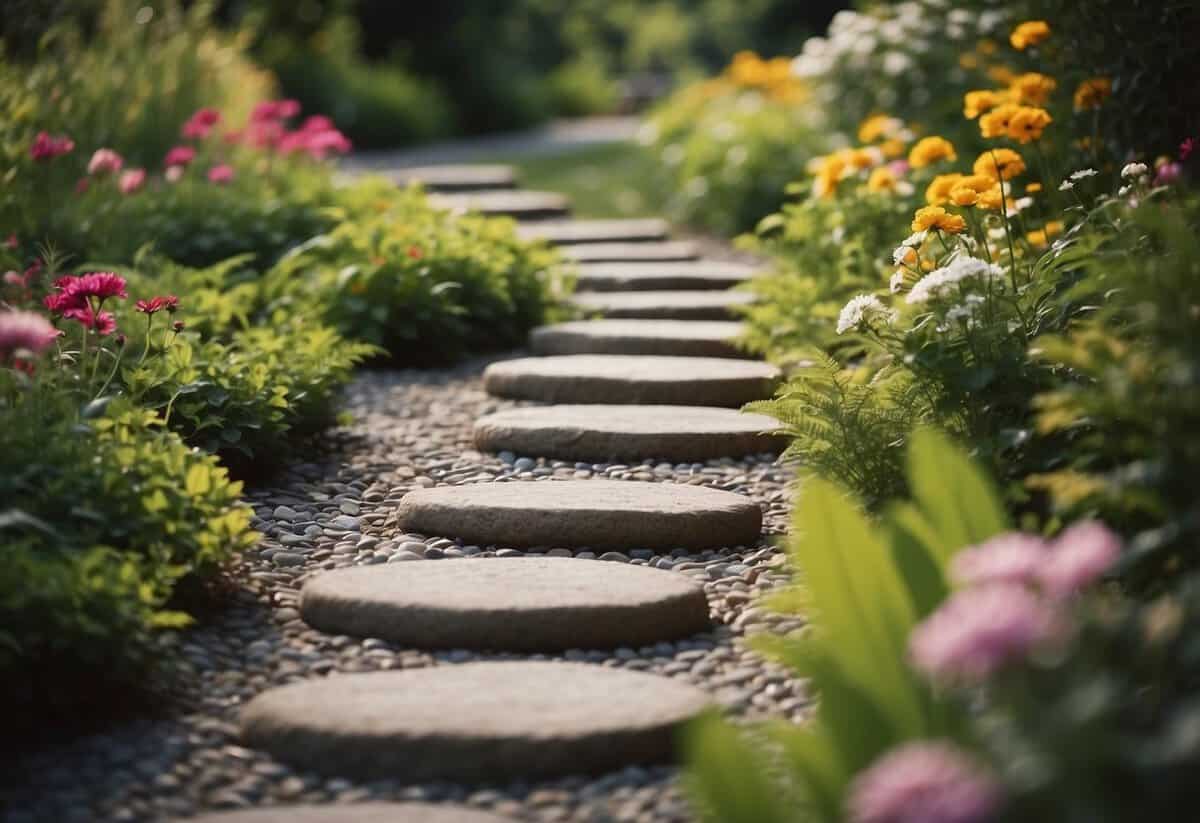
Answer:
1;0;844;147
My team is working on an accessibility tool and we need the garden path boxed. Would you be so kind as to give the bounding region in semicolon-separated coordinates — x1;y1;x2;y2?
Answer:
6;164;806;823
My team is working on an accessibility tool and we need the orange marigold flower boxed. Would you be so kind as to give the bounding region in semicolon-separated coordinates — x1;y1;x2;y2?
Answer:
880;138;907;159
964;89;1008;119
859;114;903;143
949;174;996;206
1009;72;1057;105
1073;77;1112;111
976;185;1005;211
1010;21;1050;51
868;166;900;193
912;205;967;234
974;148;1026;181
1026;182;1043;193
1008;107;1053;144
979;103;1020;138
987;65;1017;86
926;173;965;206
908;136;958;168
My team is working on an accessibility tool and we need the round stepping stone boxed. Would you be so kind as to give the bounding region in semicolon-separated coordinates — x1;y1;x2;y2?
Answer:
392;164;516;192
474;404;786;461
564;240;697;263
575;261;760;291
300;557;710;650
429;190;570;219
182;804;516;823
531;319;748;359
516;218;669;245
572;290;757;320
240;662;711;782
484;355;780;406
397;479;762;550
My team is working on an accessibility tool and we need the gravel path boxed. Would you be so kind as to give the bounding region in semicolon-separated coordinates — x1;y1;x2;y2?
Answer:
5;357;806;823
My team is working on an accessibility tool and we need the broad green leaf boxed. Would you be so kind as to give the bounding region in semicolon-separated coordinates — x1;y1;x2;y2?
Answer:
683;712;794;823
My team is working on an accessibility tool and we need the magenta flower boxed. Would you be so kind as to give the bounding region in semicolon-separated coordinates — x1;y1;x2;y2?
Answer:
0;310;59;360
1154;162;1183;186
135;295;179;315
87;148;124;176
1039;521;1121;598
847;741;1002;823
1182;137;1196;161
164;145;196;167
65;306;117;336
207;164;234;184
909;584;1063;682
181;107;221;139
250;99;301;122
30;131;75;161
66;272;128;303
951;533;1049;588
118;168;146;194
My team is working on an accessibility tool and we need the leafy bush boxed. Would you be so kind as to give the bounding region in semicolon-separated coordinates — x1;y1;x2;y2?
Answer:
263;183;570;363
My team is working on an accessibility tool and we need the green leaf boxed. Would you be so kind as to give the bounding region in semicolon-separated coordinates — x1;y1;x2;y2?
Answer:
684;712;794;823
185;463;211;496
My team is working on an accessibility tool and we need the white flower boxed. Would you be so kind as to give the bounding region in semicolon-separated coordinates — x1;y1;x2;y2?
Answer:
837;294;894;335
901;230;928;247
1070;168;1099;181
1121;162;1149;180
1118;184;1132;197
1059;179;1075;191
907;257;1004;304
883;52;914;76
893;246;915;266
889;271;907;294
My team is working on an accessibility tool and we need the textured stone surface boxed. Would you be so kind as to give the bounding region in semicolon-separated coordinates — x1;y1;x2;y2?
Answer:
240;663;711;782
429;190;570;219
531;319;748;359
183;803;518;823
571;290;757;320
574;261;760;291
484;355;780;406
474;404;785;461
516;218;669;245
396;479;762;550
562;241;697;263
391;164;516;192
300;557;711;650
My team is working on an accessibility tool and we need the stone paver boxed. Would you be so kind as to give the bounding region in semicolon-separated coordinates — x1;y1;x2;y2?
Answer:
572;290;757;320
397;479;762;550
300;557;710;650
574;261;760;291
183;803;518;823
392;164;517;192
484;354;780;406
516;218;669;245
474;404;785;461
429;190;570;219
530;319;748;359
240;662;711;782
562;241;697;263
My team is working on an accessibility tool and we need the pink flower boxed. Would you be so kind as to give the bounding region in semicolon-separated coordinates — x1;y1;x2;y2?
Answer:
909;584;1063;682
847;741;1002;823
30;131;75;160
0;310;59;360
181;108;221;139
1038;521;1121;598
87;148;124;176
207;164;234;184
250;99;301;123
1182;137;1196;161
47;272;128;316
65;306;117;336
165;165;185;183
164;145;196;167
951;533;1049;588
1154;161;1183;186
889;159;911;176
135;295;179;315
118;168;146;194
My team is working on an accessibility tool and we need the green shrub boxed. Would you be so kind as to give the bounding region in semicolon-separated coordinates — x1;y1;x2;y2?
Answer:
263;183;570;363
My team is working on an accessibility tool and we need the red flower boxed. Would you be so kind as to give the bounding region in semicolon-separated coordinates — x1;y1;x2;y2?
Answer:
47;272;128;316
207;164;234;184
1182;137;1197;161
118;168;146;195
65;306;117;336
164;145;196;167
407;245;424;260
135;295;180;315
69;272;128;302
182;108;221;139
30;131;75;161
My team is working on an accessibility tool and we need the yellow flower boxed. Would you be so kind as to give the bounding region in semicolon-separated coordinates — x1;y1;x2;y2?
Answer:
979;103;1020;138
1026;229;1049;247
974;148;1026;181
896;247;918;266
1045;220;1064;237
1010;20;1051;51
912;205;967;234
977;38;998;56
1073;77;1112;111
859;114;902;143
849;147;881;170
908;136;958;168
949;186;979;207
959;53;979;70
987;65;1017;85
880;138;907;159
1026;182;1043;193
964;89;1008;119
975;185;1005;210
1009;72;1057;105
926;173;964;205
948;174;995;206
1008;107;1053;144
867;166;900;193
